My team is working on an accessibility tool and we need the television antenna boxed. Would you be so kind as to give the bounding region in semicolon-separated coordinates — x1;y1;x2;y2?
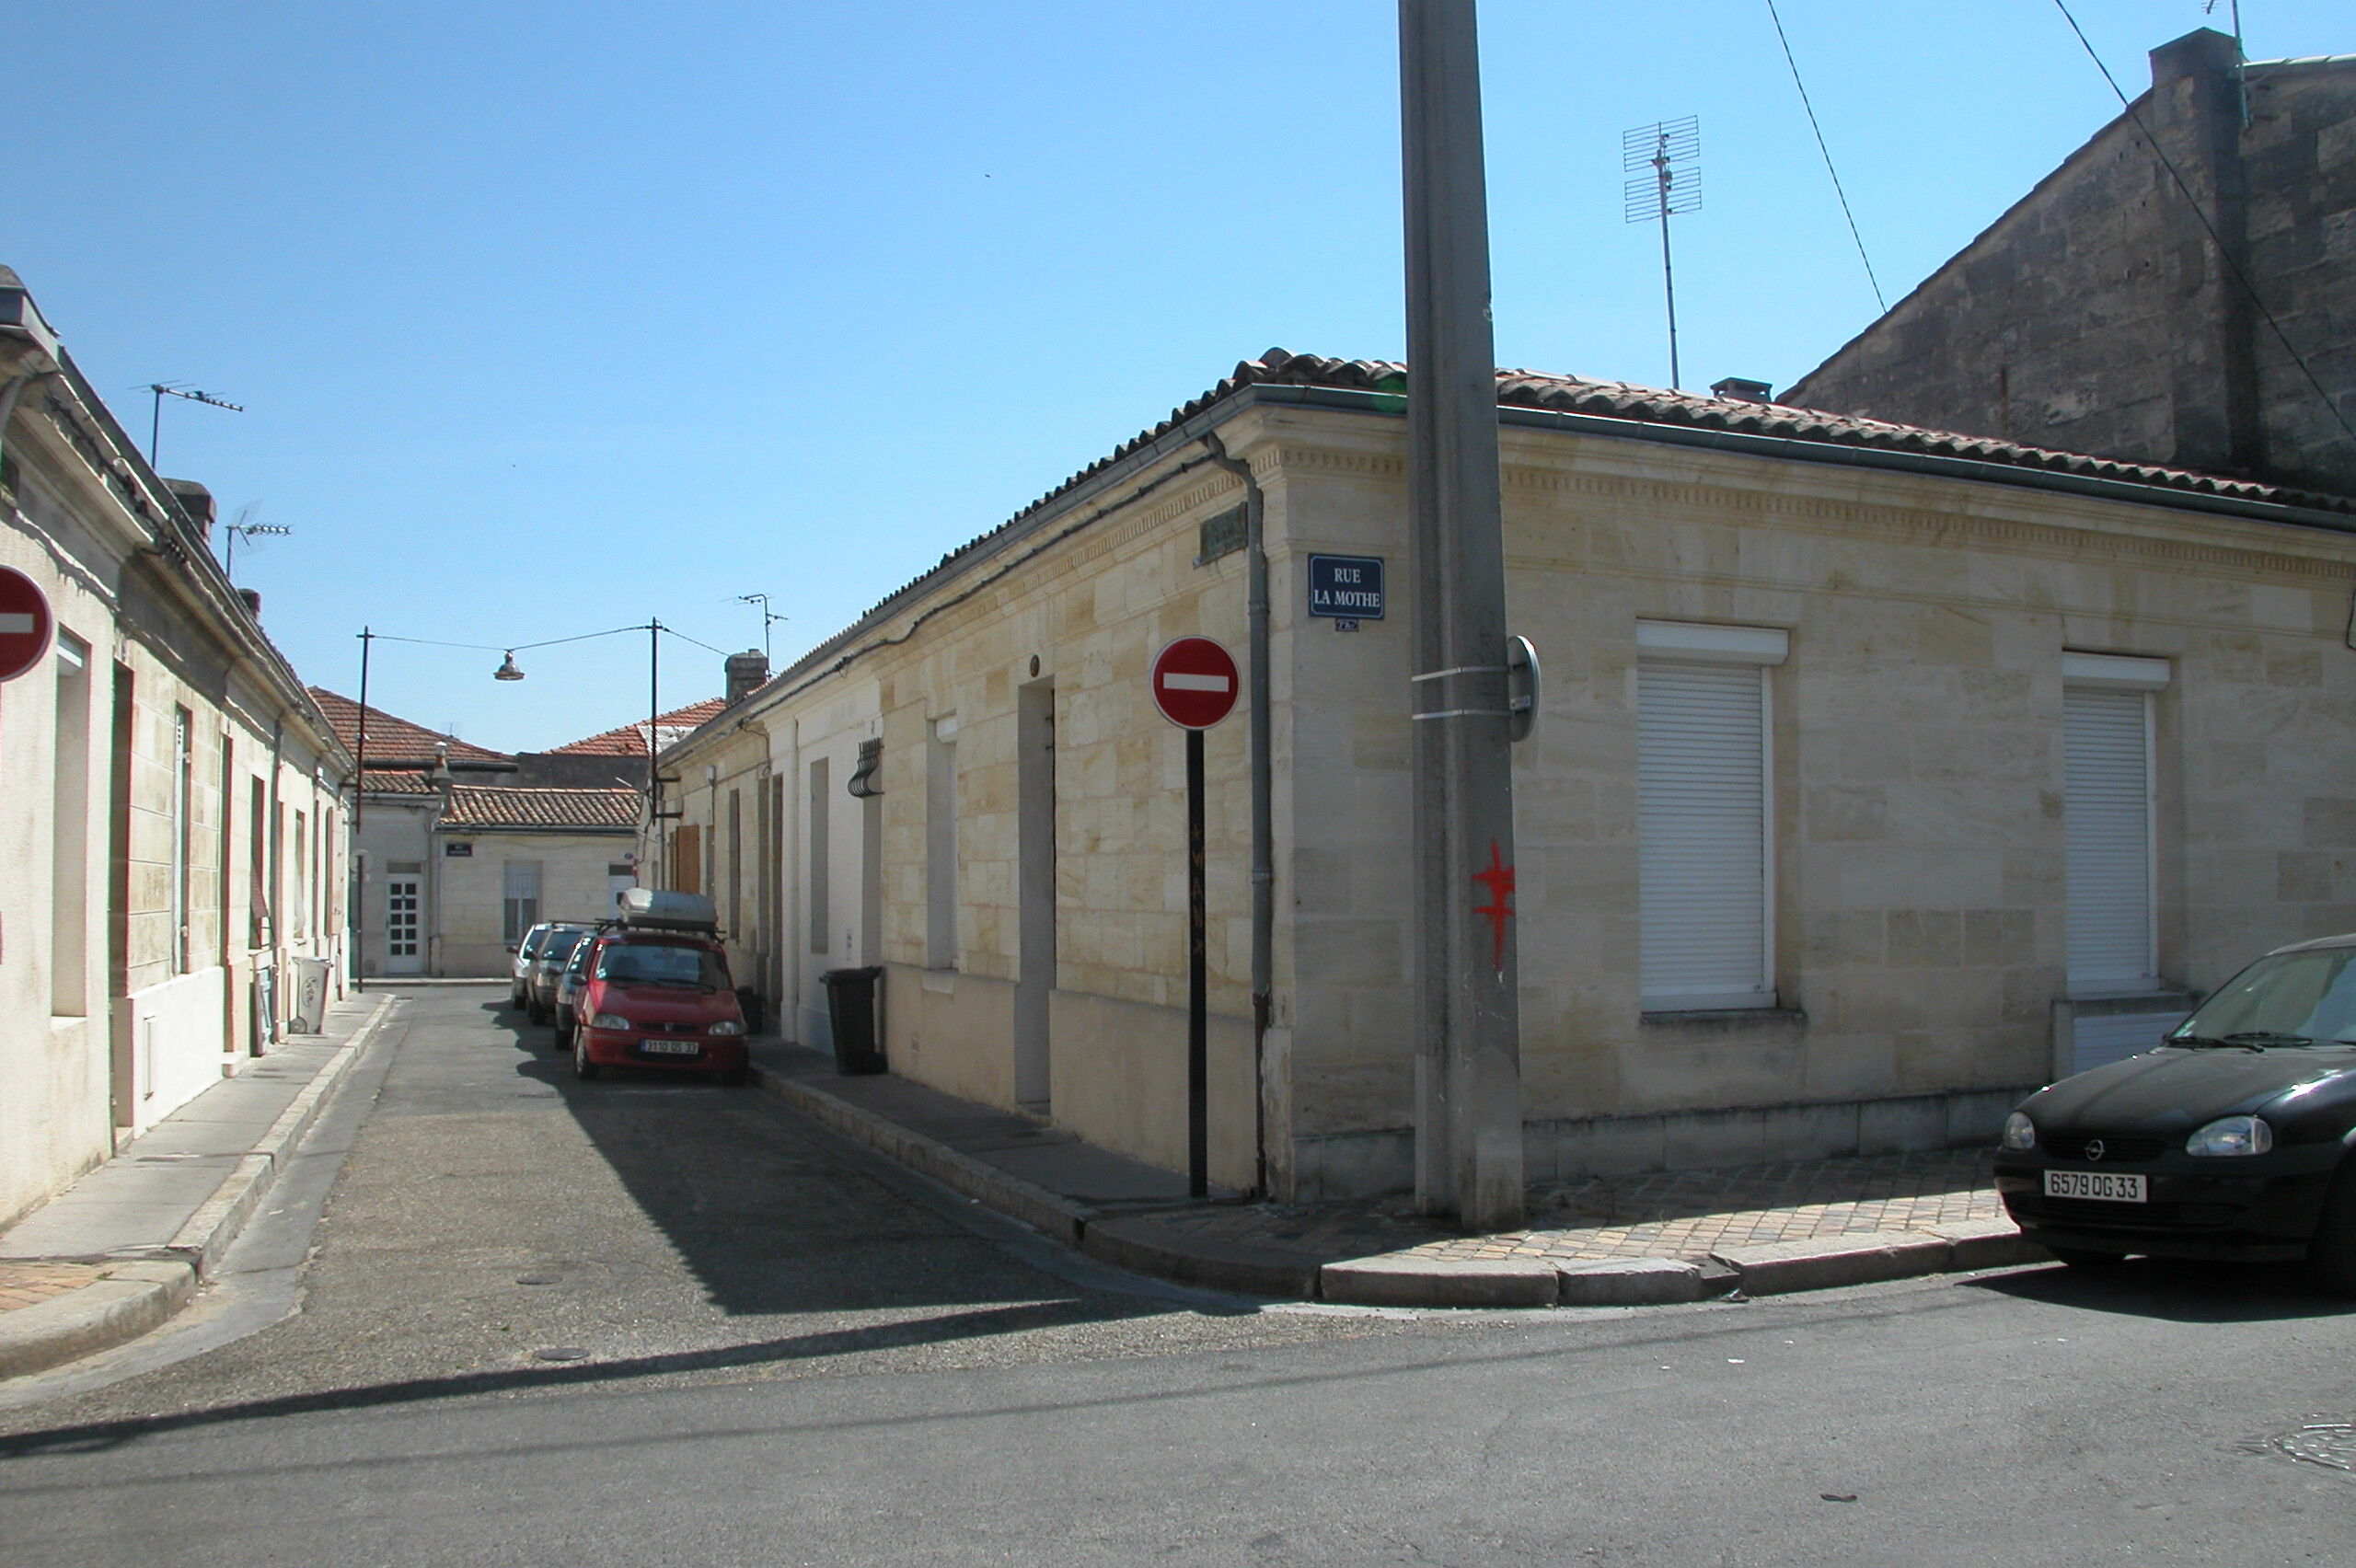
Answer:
144;383;245;468
1623;116;1701;390
737;593;786;659
221;505;293;582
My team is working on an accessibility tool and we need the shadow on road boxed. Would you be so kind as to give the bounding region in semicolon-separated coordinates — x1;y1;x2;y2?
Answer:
1967;1256;2356;1322
0;1299;1128;1459
480;994;1161;1321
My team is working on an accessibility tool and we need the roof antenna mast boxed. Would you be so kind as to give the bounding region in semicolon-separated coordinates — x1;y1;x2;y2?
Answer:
736;593;784;660
144;383;244;468
1623;117;1701;390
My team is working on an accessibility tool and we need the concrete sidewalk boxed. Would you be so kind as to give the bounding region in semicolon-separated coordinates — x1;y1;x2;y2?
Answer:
0;991;395;1378
748;1039;2043;1308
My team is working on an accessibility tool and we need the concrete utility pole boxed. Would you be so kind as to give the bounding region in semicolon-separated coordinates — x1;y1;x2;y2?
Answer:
1399;0;1524;1229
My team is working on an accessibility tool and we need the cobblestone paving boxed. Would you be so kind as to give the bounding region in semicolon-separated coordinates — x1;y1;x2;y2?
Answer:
0;1261;109;1315
1155;1149;2004;1265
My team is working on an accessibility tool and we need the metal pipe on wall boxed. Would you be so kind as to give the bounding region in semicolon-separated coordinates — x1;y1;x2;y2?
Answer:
1202;431;1276;1197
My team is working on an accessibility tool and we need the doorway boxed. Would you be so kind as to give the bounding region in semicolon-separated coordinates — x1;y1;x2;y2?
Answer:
384;877;424;975
1014;680;1056;1113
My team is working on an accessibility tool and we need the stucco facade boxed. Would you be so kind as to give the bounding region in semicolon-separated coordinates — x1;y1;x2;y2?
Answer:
661;352;2356;1201
2;270;350;1228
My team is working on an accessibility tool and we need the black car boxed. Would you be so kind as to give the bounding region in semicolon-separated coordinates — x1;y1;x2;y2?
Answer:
1996;932;2356;1293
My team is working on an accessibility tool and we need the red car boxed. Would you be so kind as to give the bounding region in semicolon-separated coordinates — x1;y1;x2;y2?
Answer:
561;892;747;1085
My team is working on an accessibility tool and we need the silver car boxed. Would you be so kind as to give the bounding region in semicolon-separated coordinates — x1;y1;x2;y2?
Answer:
525;926;598;1023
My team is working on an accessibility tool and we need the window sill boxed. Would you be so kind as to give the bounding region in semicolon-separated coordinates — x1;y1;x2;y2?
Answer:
1641;1005;1806;1028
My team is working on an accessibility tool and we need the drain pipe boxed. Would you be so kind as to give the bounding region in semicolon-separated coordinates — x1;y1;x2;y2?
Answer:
1203;429;1275;1197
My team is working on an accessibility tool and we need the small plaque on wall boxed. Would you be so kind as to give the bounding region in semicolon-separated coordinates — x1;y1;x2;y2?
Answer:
445;841;474;858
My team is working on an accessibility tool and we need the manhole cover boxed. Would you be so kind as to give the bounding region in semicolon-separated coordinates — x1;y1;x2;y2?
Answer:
532;1346;591;1363
2279;1424;2356;1471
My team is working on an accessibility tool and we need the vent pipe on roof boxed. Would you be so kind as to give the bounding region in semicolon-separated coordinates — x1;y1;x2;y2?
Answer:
237;587;262;617
1710;377;1774;404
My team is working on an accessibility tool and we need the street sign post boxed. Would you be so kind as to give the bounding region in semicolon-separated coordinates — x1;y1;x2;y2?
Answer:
0;568;54;683
1150;637;1240;1196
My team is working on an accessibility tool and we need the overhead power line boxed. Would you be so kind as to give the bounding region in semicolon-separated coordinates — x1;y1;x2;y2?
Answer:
1763;0;1886;313
2050;0;2356;453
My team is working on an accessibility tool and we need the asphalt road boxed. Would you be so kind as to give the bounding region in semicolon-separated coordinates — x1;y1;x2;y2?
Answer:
3;987;2353;1565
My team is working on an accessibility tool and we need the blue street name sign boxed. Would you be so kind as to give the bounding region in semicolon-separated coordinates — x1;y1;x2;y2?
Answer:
1307;554;1386;620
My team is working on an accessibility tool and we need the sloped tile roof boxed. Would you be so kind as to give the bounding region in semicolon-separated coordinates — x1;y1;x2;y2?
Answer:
359;768;437;795
549;698;728;756
850;348;2356;633
309;687;510;766
437;786;641;831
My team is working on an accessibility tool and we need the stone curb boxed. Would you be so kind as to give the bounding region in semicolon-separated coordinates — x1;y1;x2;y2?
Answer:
0;1261;196;1381
1322;1255;1560;1309
0;994;396;1383
742;1061;2047;1312
1708;1232;1958;1296
749;1066;1093;1246
162;996;393;1275
1081;1216;1320;1299
1554;1256;1715;1306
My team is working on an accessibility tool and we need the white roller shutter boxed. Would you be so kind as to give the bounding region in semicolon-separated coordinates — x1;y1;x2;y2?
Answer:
2063;686;2154;991
1639;661;1772;1008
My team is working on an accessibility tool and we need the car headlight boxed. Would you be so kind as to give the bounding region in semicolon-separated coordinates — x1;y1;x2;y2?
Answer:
2186;1115;2274;1157
2002;1112;2037;1150
708;1020;745;1036
589;1013;631;1031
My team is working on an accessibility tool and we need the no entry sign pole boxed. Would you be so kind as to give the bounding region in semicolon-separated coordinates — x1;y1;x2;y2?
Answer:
1186;726;1207;1197
1152;636;1240;1199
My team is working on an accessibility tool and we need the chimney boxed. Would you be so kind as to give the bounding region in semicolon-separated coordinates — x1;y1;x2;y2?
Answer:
165;478;216;539
237;587;262;617
725;649;769;703
2150;27;2241;89
1710;377;1774;404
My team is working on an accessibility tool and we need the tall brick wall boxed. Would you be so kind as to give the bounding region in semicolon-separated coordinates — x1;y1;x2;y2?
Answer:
1786;29;2356;499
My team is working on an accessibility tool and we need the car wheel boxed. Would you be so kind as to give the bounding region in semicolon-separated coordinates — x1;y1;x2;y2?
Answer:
572;1036;600;1080
2306;1165;2356;1297
511;985;525;1009
552;1011;572;1048
2047;1246;2131;1272
527;999;548;1025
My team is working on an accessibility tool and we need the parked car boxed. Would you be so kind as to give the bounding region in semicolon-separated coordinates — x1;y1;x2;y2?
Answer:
510;923;560;1008
551;937;597;1049
525;926;597;1023
562;891;748;1085
1994;931;2356;1293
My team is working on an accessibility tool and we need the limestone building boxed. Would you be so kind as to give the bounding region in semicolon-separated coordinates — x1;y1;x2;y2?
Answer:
661;350;2356;1200
315;689;718;977
1788;29;2356;500
1;269;351;1228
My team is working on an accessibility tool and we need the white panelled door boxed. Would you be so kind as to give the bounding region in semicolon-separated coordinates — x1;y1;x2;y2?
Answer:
2063;685;2155;992
1638;660;1773;1009
384;878;424;975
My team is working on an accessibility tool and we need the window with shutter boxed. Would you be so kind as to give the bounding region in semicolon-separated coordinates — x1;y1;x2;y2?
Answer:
1638;659;1773;1009
2063;680;2159;992
502;859;543;945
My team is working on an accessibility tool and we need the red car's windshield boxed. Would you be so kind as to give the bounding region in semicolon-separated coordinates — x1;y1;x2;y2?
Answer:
595;941;728;992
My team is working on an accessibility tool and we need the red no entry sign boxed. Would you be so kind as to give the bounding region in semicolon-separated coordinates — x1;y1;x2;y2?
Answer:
0;567;53;683
1150;636;1239;730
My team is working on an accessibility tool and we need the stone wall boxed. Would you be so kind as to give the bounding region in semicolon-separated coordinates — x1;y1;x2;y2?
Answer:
1786;30;2356;499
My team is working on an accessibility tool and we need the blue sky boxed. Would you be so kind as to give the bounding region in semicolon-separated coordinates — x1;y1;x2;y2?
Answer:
6;2;2345;749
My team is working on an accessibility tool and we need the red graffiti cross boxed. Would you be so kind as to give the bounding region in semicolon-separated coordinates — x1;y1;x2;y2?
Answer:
1472;840;1516;974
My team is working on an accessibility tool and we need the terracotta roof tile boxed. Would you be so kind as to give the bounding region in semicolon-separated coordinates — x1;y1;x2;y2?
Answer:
549;699;728;756
309;687;510;766
437;786;641;831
